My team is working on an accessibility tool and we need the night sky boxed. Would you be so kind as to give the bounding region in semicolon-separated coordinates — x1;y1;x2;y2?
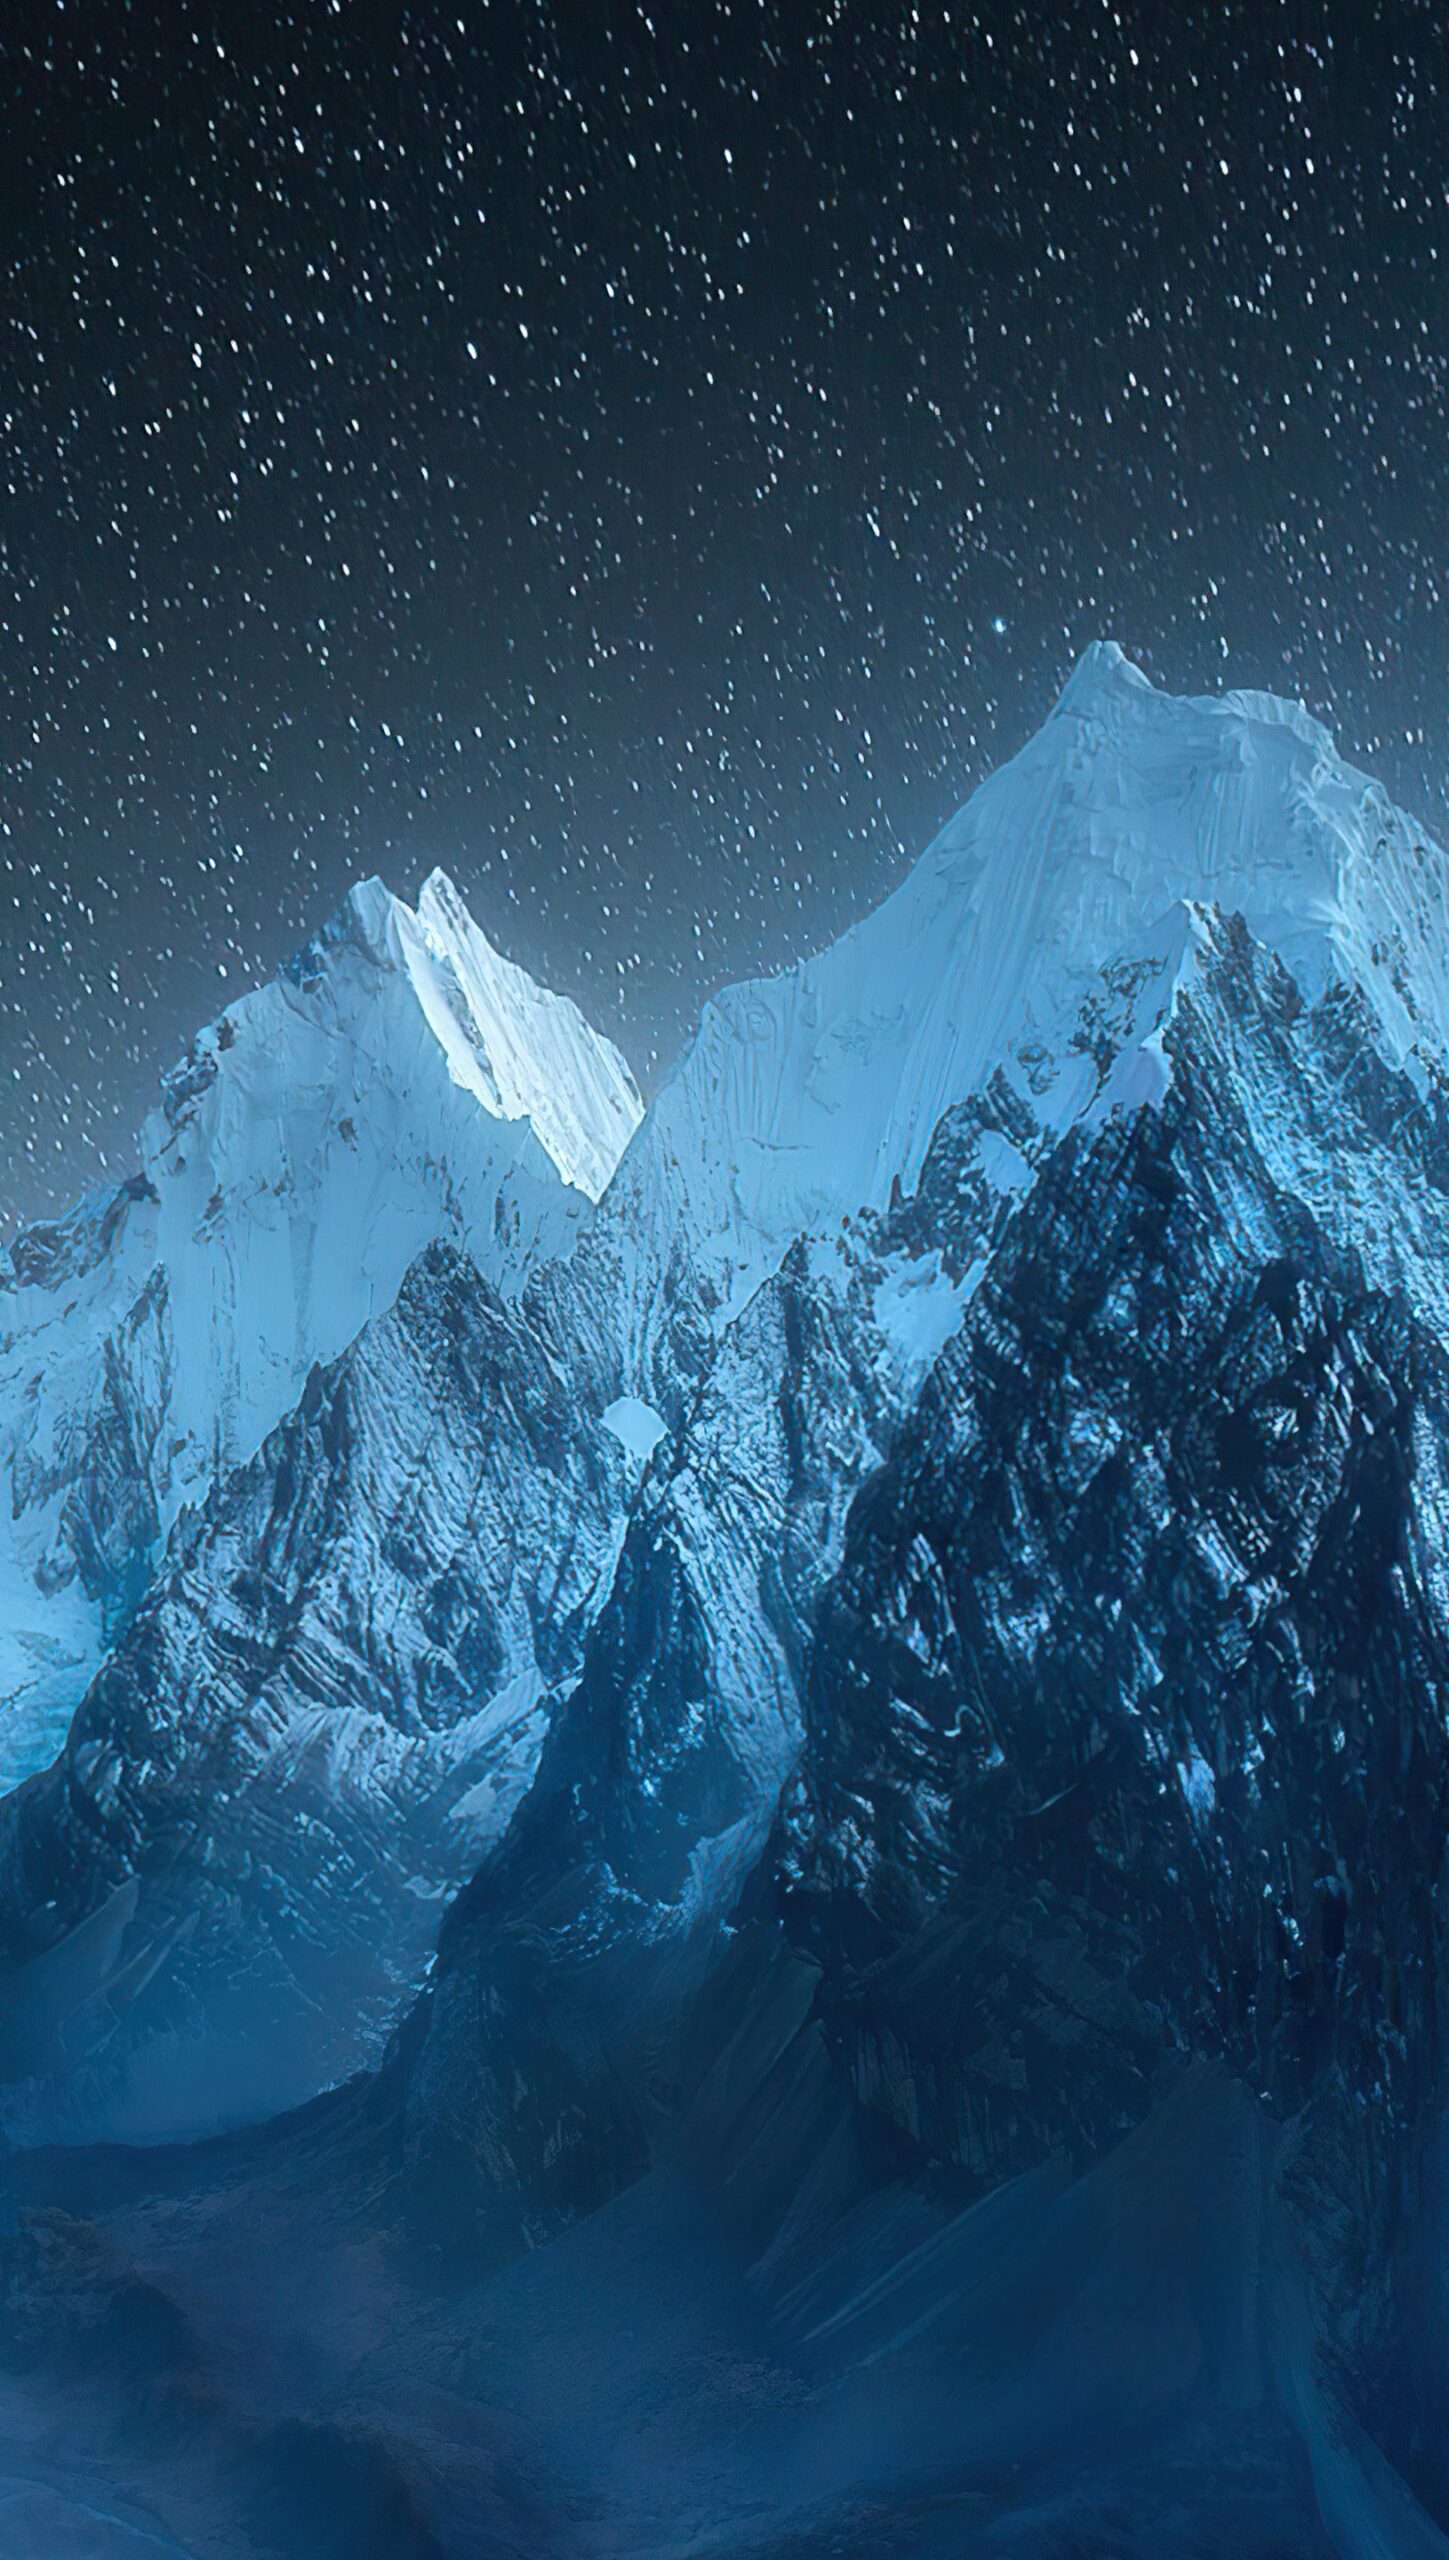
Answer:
4;0;1448;1231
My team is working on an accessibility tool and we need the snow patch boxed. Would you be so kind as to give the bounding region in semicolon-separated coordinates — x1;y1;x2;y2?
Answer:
872;1250;974;1397
446;1666;549;1828
602;1394;667;1462
976;1129;1034;1195
1178;1747;1217;1827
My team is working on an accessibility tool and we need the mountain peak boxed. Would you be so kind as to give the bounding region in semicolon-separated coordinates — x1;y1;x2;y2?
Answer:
600;651;1449;1372
282;873;405;978
1051;639;1336;766
1053;637;1154;712
0;861;643;1787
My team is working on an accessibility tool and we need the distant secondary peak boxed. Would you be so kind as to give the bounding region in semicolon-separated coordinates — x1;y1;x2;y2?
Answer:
339;874;402;949
416;865;479;936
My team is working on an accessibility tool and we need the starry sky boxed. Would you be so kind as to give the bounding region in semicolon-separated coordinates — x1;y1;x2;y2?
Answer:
4;0;1448;1230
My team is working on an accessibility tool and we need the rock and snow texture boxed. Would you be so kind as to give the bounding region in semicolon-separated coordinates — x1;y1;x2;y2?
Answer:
0;871;641;1789
373;917;1449;2560
0;1243;632;2143
0;1054;1051;2149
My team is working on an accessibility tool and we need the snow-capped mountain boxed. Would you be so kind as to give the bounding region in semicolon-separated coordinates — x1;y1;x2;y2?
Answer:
10;646;1449;2164
589;640;1449;1389
5;650;1449;2553
0;869;641;1789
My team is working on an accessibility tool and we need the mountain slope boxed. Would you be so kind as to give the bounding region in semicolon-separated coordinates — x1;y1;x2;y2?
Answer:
0;924;1183;2148
0;1240;637;2143
0;871;642;1790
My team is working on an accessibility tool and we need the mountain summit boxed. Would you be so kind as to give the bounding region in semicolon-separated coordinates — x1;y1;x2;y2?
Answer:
586;643;1449;1381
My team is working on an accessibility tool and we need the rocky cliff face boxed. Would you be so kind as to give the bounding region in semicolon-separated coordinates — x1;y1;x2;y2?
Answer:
389;1091;1034;2246
780;930;1449;2517
0;1072;1026;2147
